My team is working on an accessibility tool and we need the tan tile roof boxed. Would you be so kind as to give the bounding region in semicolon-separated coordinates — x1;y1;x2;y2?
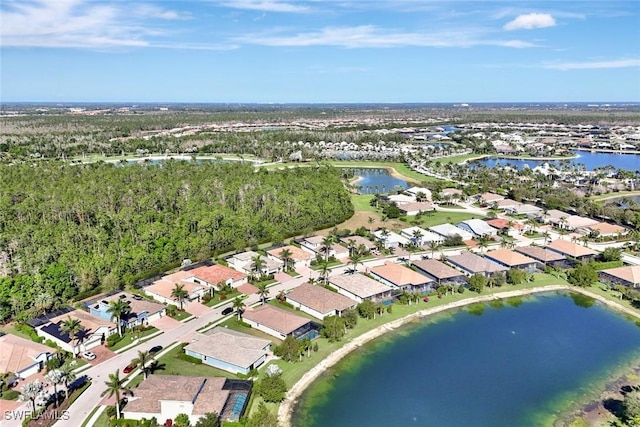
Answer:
411;259;464;280
0;334;52;374
588;222;627;235
190;264;247;284
329;274;392;299
370;262;432;287
485;249;537;267
286;283;356;315
124;375;229;416
514;246;566;262
339;236;375;250
266;245;311;261
185;328;271;369
145;277;205;300
546;239;598;258
243;305;311;335
447;252;508;274
601;266;640;285
399;202;434;212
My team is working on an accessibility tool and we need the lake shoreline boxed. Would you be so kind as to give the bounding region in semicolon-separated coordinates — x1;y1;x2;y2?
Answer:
280;285;640;426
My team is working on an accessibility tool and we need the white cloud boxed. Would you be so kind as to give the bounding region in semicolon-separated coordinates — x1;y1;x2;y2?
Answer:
134;5;192;21
236;25;538;49
220;0;311;13
504;13;556;30
544;59;640;70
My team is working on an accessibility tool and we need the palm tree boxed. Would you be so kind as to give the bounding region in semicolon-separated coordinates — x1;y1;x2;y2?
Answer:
132;350;151;379
412;229;424;246
46;369;65;408
59;317;83;358
542;231;551;244
232;297;245;320
101;371;127;420
349;253;363;273
428;241;441;259
171;283;188;311
346;239;357;257
107;299;131;337
318;261;330;284
257;283;269;305
59;362;77;401
279;248;293;272
251;255;264;281
321;236;334;262
476;236;490;254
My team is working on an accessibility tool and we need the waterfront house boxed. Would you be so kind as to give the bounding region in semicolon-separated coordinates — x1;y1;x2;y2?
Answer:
405;186;432;200
328;273;393;303
386;194;415;205
429;223;474;241
88;292;166;330
484;249;538;272
36;309;117;353
184;328;271;375
446;252;508;277
370;262;433;293
242;305;317;341
285;283;356;320
0;333;53;379
514;246;567;267
123;375;251;425
456;219;498;238
546;239;598;261
599;266;640;288
411;259;466;284
266;245;312;269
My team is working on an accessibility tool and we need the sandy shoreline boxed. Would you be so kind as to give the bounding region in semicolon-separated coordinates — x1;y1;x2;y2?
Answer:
278;285;640;426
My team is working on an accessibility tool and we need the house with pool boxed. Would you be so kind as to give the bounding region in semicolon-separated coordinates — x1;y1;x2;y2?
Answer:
285;283;356;320
446;252;508;278
369;262;433;293
411;259;467;285
484;249;539;272
599;265;640;288
184;328;271;375
328;273;394;303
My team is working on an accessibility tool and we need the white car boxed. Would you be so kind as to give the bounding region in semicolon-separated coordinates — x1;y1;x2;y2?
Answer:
82;351;96;360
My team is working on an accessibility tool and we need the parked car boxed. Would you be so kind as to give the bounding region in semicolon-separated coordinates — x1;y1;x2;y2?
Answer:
132;294;143;300
423;297;430;303
221;307;233;315
149;345;163;354
82;351;96;360
123;364;135;374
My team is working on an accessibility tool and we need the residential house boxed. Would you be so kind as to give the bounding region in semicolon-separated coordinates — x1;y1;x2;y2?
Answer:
226;251;284;276
285;283;356;320
539;209;572;225
404;186;432;201
514;246;567;266
328;273;393;303
411;259;466;284
485;218;524;235
123;375;251;424
399;202;434;216
373;230;410;249
599;266;640;288
386;194;415;205
429;223;474;241
484;249;538;272
400;226;440;246
493;199;521;210
476;192;504;206
300;236;349;260
440;188;463;204
0;333;53;379
184;328;271;375
456;219;498;238
562;216;600;230
446;252;508;277
546;239;598;261
370;262;433;293
506;203;543;216
36;309;117;353
88;292;166;330
242;305;318;341
581;222;627;238
339;236;376;253
266;245;312;269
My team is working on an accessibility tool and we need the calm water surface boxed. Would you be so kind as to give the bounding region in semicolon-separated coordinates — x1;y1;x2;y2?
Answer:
476;151;640;171
344;168;410;194
293;293;640;427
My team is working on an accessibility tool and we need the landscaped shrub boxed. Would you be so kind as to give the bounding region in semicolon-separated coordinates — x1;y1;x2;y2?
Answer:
15;323;44;343
106;334;123;347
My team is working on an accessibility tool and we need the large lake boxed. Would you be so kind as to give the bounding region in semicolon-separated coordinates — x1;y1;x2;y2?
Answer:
475;151;640;172
345;168;410;194
293;292;640;427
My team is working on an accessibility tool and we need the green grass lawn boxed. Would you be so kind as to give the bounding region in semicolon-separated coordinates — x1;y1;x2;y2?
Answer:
414;211;482;228
350;194;378;212
432;154;486;164
108;327;159;352
310;259;343;270
204;289;240;307
169;310;192;321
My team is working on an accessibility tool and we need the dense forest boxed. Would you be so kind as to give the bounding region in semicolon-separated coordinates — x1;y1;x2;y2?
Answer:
0;161;353;321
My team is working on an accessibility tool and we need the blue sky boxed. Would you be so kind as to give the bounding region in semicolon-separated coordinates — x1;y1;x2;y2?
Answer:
1;0;639;103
